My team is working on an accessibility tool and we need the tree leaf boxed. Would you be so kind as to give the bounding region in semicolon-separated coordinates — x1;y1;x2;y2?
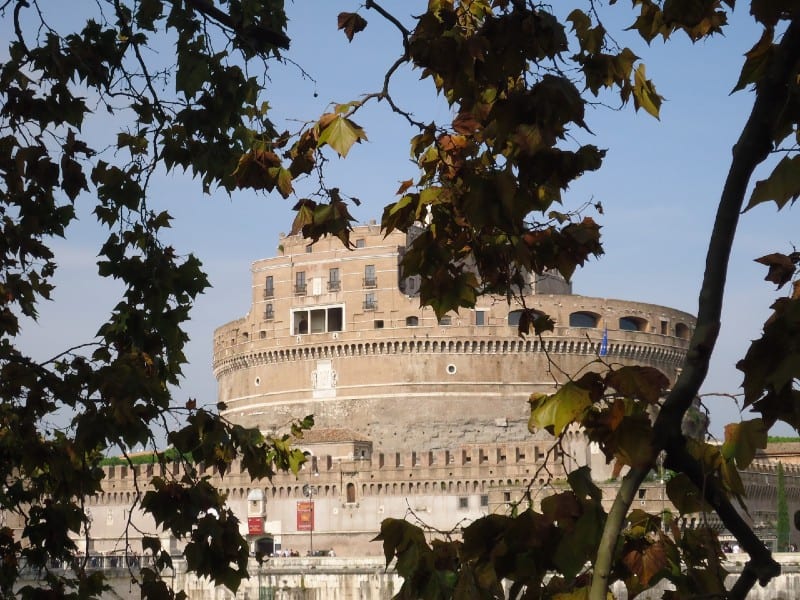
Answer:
529;382;593;435
632;63;662;119
746;155;800;211
721;419;767;469
337;12;368;42
317;115;368;157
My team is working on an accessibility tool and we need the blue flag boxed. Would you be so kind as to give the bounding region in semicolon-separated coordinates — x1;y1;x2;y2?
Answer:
599;327;608;356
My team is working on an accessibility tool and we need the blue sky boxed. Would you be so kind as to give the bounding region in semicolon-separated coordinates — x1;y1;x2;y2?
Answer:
12;2;799;439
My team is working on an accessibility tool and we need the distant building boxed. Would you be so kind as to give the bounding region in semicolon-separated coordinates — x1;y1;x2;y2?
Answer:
213;223;695;452
7;224;796;574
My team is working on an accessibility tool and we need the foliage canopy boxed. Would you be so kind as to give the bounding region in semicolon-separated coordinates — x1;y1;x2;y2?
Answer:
1;0;800;599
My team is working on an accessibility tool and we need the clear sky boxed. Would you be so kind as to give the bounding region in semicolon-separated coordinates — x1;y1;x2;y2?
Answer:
12;1;799;440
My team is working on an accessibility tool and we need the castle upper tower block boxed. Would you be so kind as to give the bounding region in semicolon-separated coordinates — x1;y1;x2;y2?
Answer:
213;223;695;451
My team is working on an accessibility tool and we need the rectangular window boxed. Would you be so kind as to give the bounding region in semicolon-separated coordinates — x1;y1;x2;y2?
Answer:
364;264;376;288
480;494;489;507
328;268;340;291
264;303;274;320
264;276;274;299
503;491;511;503
458;497;469;509
305;244;313;253
475;310;486;326
364;292;377;311
295;271;306;295
439;315;452;326
292;306;344;335
356;238;366;248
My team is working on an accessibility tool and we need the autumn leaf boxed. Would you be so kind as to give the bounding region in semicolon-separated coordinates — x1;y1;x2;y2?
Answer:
605;366;669;404
317;115;368;158
721;419;768;469
622;538;669;586
754;252;798;287
337;12;367;42
632;63;662;119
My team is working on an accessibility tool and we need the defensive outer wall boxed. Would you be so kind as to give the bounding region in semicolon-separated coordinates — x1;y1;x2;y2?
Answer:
213;224;696;452
17;550;800;599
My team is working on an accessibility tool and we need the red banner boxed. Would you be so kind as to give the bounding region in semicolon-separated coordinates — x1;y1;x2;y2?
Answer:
296;501;314;531
247;517;264;535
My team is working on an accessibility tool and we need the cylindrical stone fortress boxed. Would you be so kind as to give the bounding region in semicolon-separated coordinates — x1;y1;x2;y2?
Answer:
213;224;695;451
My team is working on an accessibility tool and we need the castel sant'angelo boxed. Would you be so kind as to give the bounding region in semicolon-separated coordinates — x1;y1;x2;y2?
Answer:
15;222;798;569
213;222;694;452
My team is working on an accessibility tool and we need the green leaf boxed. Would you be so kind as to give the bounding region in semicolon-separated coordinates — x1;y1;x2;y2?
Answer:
721;419;767;469
568;465;602;502
529;382;593;435
666;473;711;514
317;115;367;158
746;155;800;211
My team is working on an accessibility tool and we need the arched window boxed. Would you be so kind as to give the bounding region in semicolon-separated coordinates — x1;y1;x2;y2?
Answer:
406;316;419;327
569;311;599;328
619;316;647;332
346;482;356;503
675;322;690;339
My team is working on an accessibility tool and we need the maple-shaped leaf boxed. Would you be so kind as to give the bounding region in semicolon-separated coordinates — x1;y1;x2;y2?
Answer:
290;199;317;236
732;27;773;92
632;63;662;119
721;418;767;469
746;155;800;210
337;12;367;42
605;366;669;404
232;149;282;190
622;538;669;586
610;415;655;468
665;473;711;515
528;382;593;435
317;115;368;158
754;252;798;287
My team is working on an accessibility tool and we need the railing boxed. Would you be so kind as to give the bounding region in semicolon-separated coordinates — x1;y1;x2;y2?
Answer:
327;280;341;292
263;289;274;299
264;309;274;320
363;301;377;311
363;278;377;288
294;284;307;295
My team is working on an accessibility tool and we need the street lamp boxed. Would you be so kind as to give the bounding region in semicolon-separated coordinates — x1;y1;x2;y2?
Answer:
302;483;316;556
303;458;320;556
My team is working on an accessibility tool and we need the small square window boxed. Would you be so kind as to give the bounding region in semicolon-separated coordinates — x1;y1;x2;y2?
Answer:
458;497;469;509
374;319;384;329
305;244;313;253
356;239;366;248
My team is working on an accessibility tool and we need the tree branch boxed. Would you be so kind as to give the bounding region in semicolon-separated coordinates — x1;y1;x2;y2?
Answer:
179;0;290;50
589;15;800;600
